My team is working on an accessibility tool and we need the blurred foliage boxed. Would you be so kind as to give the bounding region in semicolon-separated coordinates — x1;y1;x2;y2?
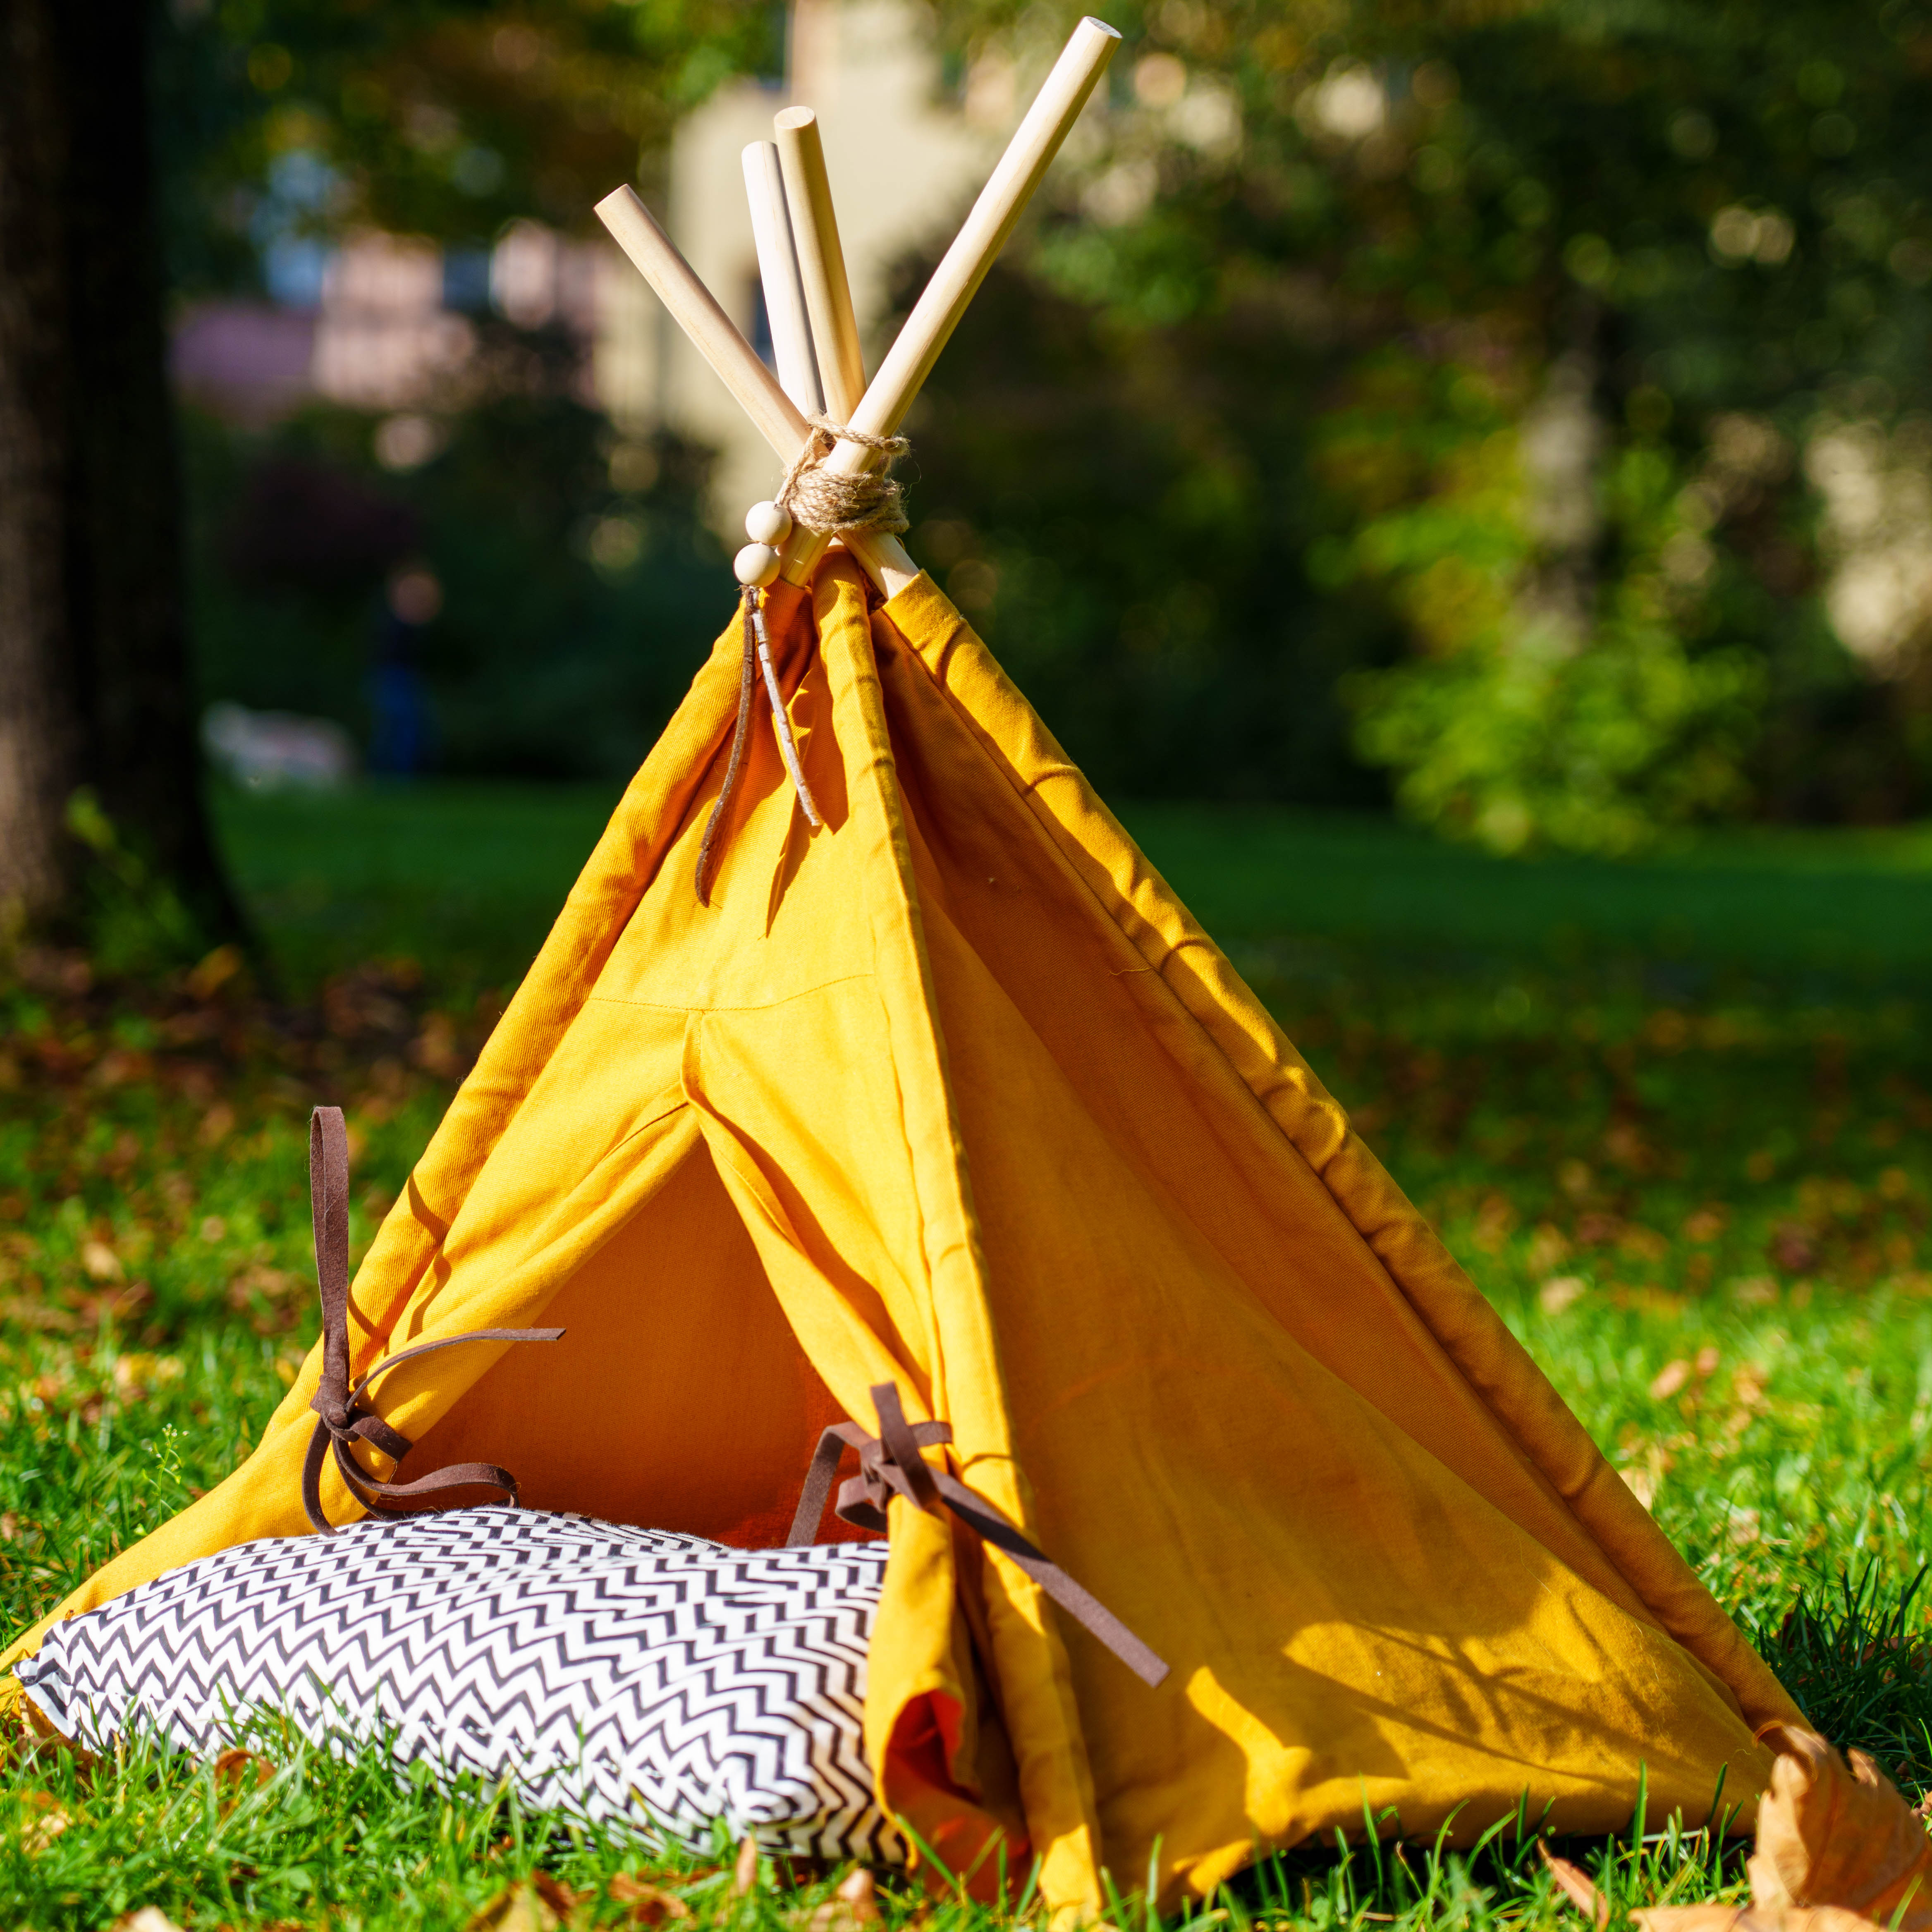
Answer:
911;0;1932;847
184;369;727;781
148;0;1932;844
893;254;1398;807
154;0;781;293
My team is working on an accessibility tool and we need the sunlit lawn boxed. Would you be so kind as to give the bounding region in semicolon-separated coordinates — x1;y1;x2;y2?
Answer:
2;782;1930;1927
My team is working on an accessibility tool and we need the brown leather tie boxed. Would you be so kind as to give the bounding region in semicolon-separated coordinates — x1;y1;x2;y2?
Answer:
694;588;761;906
787;1382;1169;1688
301;1106;564;1535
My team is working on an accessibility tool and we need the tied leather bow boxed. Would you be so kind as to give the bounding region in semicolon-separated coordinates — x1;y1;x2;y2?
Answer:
787;1382;1169;1689
301;1106;564;1535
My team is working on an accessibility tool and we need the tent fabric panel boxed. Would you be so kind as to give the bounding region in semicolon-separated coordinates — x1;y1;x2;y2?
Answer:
816;565;1118;1919
869;772;1769;1885
335;587;805;1377
880;573;1800;1738
686;1002;946;1420
874;629;1667;1629
891;857;1770;1891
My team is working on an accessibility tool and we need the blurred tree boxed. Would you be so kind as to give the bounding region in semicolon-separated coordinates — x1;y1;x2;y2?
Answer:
0;0;238;941
921;0;1932;849
0;0;770;949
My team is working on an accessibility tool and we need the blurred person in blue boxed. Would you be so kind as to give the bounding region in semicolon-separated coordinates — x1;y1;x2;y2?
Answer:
369;563;440;777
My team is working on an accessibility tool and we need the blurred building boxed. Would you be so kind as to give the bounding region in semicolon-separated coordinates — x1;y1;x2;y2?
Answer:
174;0;1031;530
633;0;1014;523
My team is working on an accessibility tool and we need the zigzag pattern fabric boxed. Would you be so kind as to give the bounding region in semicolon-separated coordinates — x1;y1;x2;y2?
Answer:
15;1506;898;1861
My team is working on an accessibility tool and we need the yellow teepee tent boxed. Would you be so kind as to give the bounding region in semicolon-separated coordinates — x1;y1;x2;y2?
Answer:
2;18;1802;1914
2;560;1798;1907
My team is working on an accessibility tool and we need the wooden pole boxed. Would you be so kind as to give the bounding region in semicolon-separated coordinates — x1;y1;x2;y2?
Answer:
772;108;866;421
593;184;916;597
593;186;804;462
770;15;1121;588
741;141;823;416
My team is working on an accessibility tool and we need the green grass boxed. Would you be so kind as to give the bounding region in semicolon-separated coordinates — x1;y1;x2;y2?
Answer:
213;780;622;998
4;782;1932;1927
215;783;1932;995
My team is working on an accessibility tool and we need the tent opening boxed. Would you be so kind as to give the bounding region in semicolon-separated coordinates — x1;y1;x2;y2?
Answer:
408;1127;869;1548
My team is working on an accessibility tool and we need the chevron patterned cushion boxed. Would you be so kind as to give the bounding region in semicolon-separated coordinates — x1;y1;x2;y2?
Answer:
14;1506;898;1861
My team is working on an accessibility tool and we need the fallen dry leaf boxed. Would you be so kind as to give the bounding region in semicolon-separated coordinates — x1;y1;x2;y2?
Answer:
210;1747;275;1815
20;1789;71;1852
531;1872;582;1918
464;1882;562;1932
1750;1727;1932;1930
80;1240;123;1282
1544;1848;1888;1932
799;1867;882;1932
1545;1726;1932;1932
1543;1848;1610;1926
608;1873;691;1925
1650;1359;1693;1401
1541;1275;1588;1314
733;1837;761;1897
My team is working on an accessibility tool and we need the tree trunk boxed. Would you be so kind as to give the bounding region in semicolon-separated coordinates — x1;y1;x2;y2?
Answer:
0;0;240;944
0;0;79;921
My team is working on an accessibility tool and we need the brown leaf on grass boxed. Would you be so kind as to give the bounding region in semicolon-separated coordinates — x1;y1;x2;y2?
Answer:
732;1836;761;1896
80;1240;124;1282
531;1872;583;1918
1545;1729;1932;1932
1749;1728;1932;1929
185;944;246;1002
1542;1848;1610;1925
210;1747;275;1817
72;1280;153;1329
1543;1847;1887;1932
464;1883;563;1932
19;1788;72;1851
1651;1359;1693;1400
607;1874;691;1925
799;1867;882;1932
1770;1223;1818;1274
0;1296;81;1332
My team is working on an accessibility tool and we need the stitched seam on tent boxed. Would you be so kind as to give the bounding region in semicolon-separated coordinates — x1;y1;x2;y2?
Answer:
583;972;875;1016
906;623;1362;1195
602;1095;687;1158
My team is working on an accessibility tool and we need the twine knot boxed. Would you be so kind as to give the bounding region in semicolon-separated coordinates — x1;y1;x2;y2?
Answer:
777;414;911;536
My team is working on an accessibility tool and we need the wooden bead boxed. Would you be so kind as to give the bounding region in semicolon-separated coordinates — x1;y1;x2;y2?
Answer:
733;543;781;588
744;499;791;545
